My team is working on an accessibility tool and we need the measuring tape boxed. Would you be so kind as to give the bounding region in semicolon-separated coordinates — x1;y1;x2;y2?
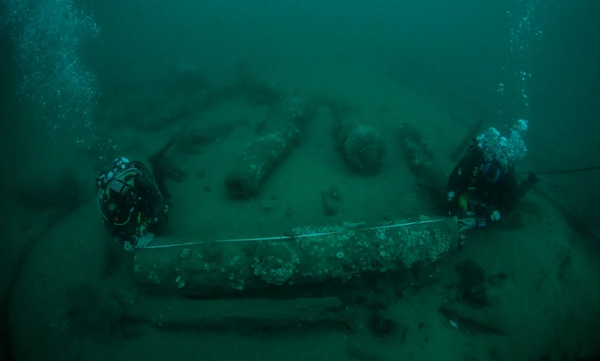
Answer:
144;218;451;250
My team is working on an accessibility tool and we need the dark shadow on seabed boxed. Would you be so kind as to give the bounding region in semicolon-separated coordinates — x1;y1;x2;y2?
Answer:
0;27;16;361
0;19;29;361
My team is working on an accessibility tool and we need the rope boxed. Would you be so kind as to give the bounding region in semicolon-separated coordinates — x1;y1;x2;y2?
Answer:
516;165;600;175
144;218;451;250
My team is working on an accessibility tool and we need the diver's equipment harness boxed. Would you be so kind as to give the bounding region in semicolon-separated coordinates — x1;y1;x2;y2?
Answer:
96;163;143;227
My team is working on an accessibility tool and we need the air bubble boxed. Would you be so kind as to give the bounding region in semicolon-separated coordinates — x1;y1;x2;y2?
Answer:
2;0;115;158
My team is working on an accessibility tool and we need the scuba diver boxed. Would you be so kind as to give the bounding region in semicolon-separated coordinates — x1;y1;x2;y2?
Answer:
96;137;175;251
447;119;539;233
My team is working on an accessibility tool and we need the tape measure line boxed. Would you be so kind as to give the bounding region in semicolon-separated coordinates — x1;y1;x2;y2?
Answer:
144;218;451;250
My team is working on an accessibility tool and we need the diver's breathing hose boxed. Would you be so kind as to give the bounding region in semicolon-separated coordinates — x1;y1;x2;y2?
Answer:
516;165;600;175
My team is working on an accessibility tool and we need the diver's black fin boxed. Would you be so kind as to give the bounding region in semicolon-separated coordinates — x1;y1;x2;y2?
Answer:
149;134;178;166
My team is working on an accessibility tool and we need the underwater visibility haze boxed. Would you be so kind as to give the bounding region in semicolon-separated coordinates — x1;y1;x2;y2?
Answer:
0;0;600;360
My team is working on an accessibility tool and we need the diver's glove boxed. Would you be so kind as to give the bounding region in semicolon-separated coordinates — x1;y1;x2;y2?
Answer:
135;232;155;249
490;210;501;222
122;233;154;251
458;218;477;232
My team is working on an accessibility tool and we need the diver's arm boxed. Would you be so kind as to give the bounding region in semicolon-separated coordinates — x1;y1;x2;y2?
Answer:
105;220;136;249
481;174;520;226
150;195;166;224
497;176;520;214
104;220;120;240
447;150;478;215
136;174;165;223
446;165;463;216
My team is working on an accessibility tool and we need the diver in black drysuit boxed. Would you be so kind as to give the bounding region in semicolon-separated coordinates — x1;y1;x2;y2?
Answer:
447;141;539;232
95;137;175;250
